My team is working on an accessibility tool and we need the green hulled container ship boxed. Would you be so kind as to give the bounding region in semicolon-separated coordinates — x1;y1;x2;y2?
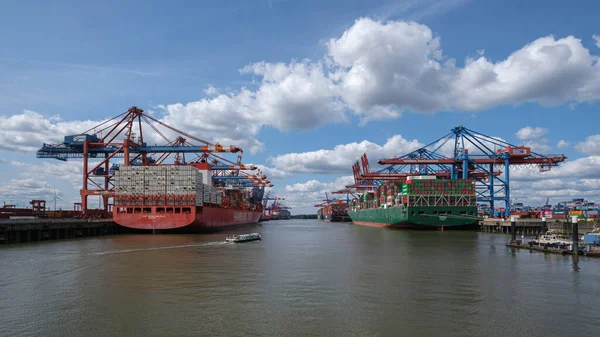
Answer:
348;177;479;230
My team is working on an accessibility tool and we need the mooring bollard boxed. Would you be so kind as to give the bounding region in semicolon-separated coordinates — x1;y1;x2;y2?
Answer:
511;216;516;242
572;216;579;255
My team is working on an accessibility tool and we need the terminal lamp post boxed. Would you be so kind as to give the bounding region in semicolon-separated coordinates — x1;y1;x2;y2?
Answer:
541;217;547;235
572;216;579;255
510;216;517;242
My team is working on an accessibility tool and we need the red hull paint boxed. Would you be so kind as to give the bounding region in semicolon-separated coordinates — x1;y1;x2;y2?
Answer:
114;206;262;232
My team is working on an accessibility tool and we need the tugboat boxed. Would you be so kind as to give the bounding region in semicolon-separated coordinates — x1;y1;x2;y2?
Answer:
225;233;262;243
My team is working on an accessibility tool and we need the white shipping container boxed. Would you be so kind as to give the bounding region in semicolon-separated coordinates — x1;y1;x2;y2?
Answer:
406;175;437;181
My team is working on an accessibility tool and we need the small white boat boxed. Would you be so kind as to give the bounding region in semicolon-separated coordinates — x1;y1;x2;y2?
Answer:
537;230;573;245
225;233;262;243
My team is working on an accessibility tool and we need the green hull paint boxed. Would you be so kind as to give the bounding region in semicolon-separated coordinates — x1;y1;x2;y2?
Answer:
348;206;478;229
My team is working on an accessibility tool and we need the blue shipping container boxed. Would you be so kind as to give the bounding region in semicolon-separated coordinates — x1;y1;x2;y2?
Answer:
583;234;600;244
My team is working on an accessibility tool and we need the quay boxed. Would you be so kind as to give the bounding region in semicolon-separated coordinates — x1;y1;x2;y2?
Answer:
479;218;597;236
0;218;128;244
506;242;577;255
505;241;600;257
497;216;600;257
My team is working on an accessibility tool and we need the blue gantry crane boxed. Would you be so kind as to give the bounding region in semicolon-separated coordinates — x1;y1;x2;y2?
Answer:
349;126;566;217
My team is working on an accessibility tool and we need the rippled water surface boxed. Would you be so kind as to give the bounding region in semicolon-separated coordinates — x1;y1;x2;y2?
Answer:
1;220;599;336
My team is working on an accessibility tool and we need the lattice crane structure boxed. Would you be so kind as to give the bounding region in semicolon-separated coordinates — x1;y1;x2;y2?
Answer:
348;126;566;217
36;106;271;216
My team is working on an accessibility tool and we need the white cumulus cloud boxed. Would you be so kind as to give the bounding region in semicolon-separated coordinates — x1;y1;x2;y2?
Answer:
0;178;62;208
522;140;552;153
269;135;423;173
557;140;570;149
326;18;600;121
515;126;548;141
0;110;101;152
240;60;347;131
283;176;355;210
512;155;600;181
4;18;600;153
575;134;600;155
452;35;600;111
327;19;453;122
253;164;290;180
285;176;354;193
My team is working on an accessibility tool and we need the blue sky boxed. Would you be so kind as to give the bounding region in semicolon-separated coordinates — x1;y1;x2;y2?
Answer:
1;0;600;214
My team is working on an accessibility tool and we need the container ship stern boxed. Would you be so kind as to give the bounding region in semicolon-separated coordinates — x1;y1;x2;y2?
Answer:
113;163;263;232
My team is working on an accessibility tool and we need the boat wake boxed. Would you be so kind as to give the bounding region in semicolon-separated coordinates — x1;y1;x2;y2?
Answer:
0;241;232;266
89;241;229;256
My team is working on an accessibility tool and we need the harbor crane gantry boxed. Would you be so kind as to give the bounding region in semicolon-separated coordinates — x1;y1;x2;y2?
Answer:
314;191;348;208
331;189;357;204
36;106;271;216
349;126;566;217
262;195;287;217
348;153;501;189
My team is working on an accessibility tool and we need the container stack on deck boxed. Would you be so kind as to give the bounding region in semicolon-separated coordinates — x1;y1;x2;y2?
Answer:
353;178;475;209
348;177;478;230
321;201;350;222
112;164;263;231
114;165;207;207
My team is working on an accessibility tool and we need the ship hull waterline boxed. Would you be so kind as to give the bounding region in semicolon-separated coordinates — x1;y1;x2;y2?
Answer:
348;206;479;231
323;214;352;223
114;206;262;233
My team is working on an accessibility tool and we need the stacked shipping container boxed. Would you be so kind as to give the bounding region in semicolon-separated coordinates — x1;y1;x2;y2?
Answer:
322;203;349;216
114;165;223;207
403;179;476;207
352;178;476;211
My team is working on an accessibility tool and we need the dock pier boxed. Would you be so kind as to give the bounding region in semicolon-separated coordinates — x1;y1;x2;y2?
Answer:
479;218;597;236
0;219;125;245
502;216;600;257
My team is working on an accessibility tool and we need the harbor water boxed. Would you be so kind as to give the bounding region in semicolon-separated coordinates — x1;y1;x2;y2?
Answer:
1;220;599;336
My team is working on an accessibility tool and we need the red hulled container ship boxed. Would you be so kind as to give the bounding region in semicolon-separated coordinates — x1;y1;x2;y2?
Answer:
113;163;262;232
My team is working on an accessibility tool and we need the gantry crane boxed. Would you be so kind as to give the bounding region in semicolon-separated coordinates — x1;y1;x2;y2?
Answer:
348;126;566;217
263;195;285;217
36;106;271;216
331;189;357;204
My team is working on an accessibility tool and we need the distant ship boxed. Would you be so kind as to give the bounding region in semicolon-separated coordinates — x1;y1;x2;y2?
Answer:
322;202;351;222
279;209;291;220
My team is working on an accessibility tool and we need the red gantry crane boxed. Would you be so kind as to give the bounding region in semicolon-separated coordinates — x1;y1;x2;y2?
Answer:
36;106;271;216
